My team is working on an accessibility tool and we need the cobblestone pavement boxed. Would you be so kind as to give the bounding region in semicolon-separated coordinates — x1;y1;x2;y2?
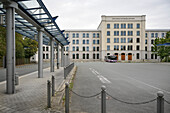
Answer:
0;67;64;113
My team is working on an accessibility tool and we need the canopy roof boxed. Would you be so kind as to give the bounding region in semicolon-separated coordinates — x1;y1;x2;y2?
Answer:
157;43;170;46
0;0;69;46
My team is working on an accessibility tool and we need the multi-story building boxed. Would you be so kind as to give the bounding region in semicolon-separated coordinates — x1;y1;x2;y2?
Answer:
31;15;169;62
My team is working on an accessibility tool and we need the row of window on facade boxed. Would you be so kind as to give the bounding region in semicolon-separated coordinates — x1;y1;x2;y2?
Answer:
107;31;140;36
107;45;141;51
72;46;100;51
72;53;100;59
145;32;165;38
107;37;140;43
107;23;140;29
64;33;100;38
72;39;100;44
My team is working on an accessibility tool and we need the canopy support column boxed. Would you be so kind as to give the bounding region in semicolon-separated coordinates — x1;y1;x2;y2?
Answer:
50;38;54;72
61;46;64;67
57;43;60;69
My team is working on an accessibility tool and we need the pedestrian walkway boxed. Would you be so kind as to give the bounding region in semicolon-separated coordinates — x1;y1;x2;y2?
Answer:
0;67;64;113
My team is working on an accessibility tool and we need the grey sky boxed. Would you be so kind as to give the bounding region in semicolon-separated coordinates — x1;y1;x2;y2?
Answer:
43;0;170;30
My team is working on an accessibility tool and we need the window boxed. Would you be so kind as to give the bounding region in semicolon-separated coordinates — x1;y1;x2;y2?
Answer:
66;33;69;38
151;46;154;51
72;40;75;44
107;53;110;55
145;33;148;38
155;33;158;38
114;31;119;36
107;24;110;29
136;45;140;50
83;54;85;59
72;46;75;51
72;33;75;38
97;54;99;59
145;46;147;51
83;40;85;44
97;47;99;51
155;54;157;59
151;33;154;38
46;47;49;51
121;31;126;36
93;54;95;59
93;47;95;51
93;33;96;38
114;38;119;43
107;38;110;43
83;47;85;51
162;33;165;38
43;53;45;59
76;40;79;44
97;40;99;44
107;31;110;36
76;33;79;38
137;24;140;28
97;33;99;38
43;46;45;51
72;54;75;59
121;45;126;50
151;40;154;44
107;45;110;50
114;45;119;50
136;38;140;43
128;31;133;36
86;47;89;51
83;33;85;38
128;38;133;43
128;23;133;28
145;40;147;44
76;54;79;59
151;54;154;59
121;24;126;28
76;46;79;51
93;40;96;44
46;54;49;59
128;45;133;50
66;47;69;51
87;33;89;38
86;40;89;44
87;54;89;59
145;54;147;59
136;53;140;59
137;31;140;36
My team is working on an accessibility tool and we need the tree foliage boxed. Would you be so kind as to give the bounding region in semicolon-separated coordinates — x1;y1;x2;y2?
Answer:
0;26;6;59
153;31;170;61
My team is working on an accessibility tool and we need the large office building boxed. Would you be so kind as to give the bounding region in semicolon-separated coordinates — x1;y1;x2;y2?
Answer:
31;15;169;62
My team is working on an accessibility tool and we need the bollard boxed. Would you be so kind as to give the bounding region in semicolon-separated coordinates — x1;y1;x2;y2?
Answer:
15;72;19;85
101;86;106;113
47;80;51;108
157;91;164;113
64;67;66;79
57;63;59;69
52;75;55;96
65;82;69;113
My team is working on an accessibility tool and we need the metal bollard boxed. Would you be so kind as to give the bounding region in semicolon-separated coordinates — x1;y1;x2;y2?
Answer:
57;63;59;69
65;82;69;113
101;86;106;113
157;91;164;113
15;72;19;85
52;75;55;96
47;80;51;108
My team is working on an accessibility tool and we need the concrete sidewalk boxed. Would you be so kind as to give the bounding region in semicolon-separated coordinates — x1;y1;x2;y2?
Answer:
0;67;64;113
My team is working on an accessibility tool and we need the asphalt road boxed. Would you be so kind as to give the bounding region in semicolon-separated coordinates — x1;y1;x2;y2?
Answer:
0;62;50;82
71;62;170;113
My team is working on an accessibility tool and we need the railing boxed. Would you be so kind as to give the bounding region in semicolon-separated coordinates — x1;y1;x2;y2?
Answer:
64;63;74;79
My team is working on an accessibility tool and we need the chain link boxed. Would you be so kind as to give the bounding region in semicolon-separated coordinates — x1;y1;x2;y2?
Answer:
164;99;170;104
106;92;156;105
70;89;101;98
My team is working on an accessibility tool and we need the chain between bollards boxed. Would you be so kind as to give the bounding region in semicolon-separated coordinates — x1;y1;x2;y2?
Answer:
101;86;106;113
52;75;55;96
157;91;164;113
47;80;51;108
65;82;69;113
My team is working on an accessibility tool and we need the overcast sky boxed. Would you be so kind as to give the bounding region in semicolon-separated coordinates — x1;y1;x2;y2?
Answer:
42;0;170;30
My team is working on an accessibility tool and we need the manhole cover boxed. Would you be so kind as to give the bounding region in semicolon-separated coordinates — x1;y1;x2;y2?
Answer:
96;95;111;100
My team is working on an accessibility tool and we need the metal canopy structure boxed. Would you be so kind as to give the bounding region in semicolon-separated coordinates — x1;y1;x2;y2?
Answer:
0;0;69;46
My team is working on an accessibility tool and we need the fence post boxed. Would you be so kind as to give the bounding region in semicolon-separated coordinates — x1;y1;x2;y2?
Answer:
47;80;51;108
101;86;106;113
52;75;55;96
157;91;164;113
65;82;69;113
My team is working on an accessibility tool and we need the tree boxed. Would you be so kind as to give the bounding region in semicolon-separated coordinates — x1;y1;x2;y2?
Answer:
0;26;6;59
23;37;38;58
16;33;25;58
153;31;170;61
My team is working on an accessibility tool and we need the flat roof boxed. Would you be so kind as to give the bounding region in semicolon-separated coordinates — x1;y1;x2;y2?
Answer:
65;29;101;32
145;29;170;32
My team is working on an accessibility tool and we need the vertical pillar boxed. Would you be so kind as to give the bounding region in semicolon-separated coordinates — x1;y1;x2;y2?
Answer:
38;28;44;78
57;43;59;69
50;38;54;72
61;46;64;67
5;2;18;94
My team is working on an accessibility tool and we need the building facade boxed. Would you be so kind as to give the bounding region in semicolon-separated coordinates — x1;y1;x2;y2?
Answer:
31;15;169;62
